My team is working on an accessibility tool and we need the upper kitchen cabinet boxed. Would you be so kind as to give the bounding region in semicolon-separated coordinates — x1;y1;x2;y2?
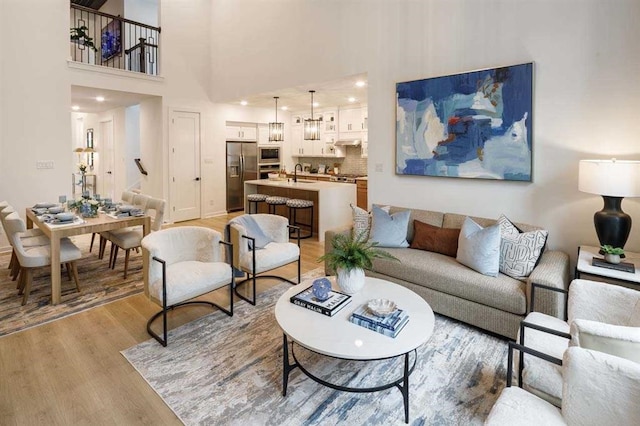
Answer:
323;110;338;134
226;123;257;141
290;120;306;156
339;106;366;133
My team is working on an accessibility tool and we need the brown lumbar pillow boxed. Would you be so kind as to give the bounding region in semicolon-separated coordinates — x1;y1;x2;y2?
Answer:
410;220;460;257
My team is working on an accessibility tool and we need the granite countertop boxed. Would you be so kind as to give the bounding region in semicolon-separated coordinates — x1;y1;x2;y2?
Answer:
244;179;354;191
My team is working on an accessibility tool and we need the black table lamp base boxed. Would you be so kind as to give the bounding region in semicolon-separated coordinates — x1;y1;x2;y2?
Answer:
594;196;632;250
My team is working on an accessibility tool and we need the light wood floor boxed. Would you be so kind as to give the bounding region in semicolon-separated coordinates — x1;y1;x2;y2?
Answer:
0;213;326;425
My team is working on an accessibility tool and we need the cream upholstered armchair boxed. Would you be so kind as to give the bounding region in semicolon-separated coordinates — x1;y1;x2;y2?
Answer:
227;214;300;305
486;346;640;425
515;279;640;407
141;226;234;346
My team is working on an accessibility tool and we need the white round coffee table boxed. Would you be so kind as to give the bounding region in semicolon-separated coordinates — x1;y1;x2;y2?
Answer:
275;276;435;423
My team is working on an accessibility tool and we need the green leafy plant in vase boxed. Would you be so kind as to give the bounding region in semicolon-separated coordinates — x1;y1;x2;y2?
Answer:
318;231;399;294
601;245;624;264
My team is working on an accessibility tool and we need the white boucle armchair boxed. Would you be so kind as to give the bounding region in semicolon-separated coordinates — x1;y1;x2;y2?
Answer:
515;278;640;407
141;226;234;347
486;346;640;426
227;214;300;305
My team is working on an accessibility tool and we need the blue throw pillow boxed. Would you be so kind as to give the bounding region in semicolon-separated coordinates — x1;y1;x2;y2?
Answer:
456;217;501;277
369;205;410;248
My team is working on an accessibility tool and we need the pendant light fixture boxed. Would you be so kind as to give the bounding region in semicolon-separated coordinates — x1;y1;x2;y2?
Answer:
304;90;320;140
268;96;284;142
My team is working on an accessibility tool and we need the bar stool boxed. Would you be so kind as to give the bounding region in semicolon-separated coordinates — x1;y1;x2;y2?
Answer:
247;193;268;214
286;198;314;239
265;196;289;216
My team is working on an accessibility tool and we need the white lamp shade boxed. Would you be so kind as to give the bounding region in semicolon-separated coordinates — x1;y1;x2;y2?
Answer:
578;159;640;197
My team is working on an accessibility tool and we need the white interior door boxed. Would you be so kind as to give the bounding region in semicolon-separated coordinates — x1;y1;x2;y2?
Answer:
169;110;201;222
100;119;115;199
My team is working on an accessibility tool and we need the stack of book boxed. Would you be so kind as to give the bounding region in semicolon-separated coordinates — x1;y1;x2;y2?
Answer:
290;286;352;317
349;304;409;338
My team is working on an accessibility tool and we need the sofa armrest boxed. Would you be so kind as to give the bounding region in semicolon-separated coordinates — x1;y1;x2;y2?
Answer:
323;226;352;275
527;250;570;318
570;319;640;363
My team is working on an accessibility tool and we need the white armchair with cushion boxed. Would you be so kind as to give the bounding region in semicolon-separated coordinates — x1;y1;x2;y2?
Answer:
227;214;301;305
515;278;640;406
485;346;640;425
141;226;234;346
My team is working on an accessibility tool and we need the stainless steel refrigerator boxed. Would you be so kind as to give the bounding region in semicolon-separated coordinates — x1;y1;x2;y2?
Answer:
226;141;258;212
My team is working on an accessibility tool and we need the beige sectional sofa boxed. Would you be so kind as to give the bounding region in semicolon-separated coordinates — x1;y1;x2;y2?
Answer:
325;206;571;339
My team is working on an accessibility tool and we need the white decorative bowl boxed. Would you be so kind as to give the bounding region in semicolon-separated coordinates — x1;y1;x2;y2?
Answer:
367;299;397;317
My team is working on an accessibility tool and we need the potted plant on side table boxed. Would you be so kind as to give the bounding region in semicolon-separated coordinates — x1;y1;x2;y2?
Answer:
601;245;624;264
319;231;399;294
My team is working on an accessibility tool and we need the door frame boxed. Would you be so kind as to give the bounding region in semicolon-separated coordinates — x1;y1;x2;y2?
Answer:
167;107;202;223
99;116;115;199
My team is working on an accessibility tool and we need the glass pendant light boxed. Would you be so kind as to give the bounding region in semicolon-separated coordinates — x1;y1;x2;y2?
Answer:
304;90;320;140
268;96;284;142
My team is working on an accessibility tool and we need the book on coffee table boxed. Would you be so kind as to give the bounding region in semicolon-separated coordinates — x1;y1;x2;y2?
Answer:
290;286;352;317
349;304;409;338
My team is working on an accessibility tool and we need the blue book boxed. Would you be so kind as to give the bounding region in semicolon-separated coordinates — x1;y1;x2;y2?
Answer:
349;314;409;338
350;304;407;331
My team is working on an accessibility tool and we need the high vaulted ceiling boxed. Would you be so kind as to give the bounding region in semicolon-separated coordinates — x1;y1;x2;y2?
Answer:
228;73;368;113
71;0;108;11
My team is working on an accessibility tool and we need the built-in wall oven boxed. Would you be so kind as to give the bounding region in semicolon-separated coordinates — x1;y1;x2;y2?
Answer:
259;163;281;179
259;146;280;164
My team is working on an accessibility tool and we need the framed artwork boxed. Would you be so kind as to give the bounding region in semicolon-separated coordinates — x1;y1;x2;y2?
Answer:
101;19;122;61
396;63;533;181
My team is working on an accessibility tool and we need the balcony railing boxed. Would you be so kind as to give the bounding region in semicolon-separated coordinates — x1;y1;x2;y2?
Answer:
70;4;161;76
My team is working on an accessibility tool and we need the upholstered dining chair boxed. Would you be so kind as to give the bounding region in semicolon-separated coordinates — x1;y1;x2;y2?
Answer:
104;197;166;278
227;214;301;305
141;226;234;346
4;212;82;305
514;278;640;407
1;205;50;280
486;347;640;425
91;190;145;253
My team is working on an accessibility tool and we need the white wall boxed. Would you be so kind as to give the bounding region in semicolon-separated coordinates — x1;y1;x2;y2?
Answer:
125;0;158;27
208;0;640;258
125;105;141;190
139;97;163;200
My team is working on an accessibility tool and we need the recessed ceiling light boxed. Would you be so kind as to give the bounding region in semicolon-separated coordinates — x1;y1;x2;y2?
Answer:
240;100;248;106
355;81;366;88
281;106;288;111
71;105;80;111
96;96;105;102
348;97;356;103
313;102;319;108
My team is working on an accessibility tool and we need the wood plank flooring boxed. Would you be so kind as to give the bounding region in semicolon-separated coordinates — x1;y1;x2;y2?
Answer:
0;213;326;425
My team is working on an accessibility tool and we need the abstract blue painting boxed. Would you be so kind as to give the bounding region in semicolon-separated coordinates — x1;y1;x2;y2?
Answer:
396;63;533;181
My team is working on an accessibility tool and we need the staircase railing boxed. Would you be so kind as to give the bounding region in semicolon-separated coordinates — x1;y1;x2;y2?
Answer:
70;4;161;76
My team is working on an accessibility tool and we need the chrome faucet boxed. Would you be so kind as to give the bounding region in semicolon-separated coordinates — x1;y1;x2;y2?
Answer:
294;163;303;183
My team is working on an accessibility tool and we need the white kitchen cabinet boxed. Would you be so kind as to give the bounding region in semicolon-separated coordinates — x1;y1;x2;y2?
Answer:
290;123;305;156
338;107;366;133
361;133;368;158
226;124;257;141
323;110;338;134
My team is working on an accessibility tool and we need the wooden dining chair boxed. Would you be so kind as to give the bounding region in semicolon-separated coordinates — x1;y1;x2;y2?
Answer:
4;212;83;305
105;197;166;278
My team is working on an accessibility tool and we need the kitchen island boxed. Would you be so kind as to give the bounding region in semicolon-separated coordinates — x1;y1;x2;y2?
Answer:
244;179;356;241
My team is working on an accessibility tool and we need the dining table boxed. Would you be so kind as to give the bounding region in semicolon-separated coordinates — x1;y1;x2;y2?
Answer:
25;208;151;305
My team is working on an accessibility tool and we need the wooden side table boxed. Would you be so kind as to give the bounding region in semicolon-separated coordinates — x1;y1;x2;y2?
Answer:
575;245;640;287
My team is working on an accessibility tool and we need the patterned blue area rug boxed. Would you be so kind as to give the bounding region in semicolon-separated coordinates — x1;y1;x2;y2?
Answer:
122;277;507;425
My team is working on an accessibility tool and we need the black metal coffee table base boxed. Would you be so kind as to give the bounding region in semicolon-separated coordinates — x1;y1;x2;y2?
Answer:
281;333;417;423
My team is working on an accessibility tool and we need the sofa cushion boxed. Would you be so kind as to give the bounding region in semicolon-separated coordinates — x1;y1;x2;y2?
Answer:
372;248;527;315
498;214;548;280
369;205;410;248
410;220;460;257
380;205;444;244
443;212;542;233
456;217;501;277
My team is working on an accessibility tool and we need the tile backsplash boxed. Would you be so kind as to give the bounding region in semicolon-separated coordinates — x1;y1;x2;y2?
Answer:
295;146;367;175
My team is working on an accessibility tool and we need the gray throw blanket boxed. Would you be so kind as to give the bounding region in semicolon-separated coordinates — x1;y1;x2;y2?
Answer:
224;215;273;276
